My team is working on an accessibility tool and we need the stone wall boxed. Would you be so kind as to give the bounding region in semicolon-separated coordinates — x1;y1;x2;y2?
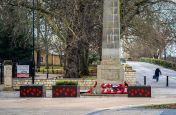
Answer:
124;71;136;85
13;79;96;91
123;64;136;85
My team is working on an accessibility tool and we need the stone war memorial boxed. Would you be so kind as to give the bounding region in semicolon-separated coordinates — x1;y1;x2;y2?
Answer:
96;0;136;94
0;0;136;96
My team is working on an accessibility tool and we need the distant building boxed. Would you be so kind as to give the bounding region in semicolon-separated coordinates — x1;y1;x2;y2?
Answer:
34;50;63;66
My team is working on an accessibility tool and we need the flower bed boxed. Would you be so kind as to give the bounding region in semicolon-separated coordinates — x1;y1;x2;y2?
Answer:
52;85;80;97
20;85;46;97
128;86;151;97
52;80;80;97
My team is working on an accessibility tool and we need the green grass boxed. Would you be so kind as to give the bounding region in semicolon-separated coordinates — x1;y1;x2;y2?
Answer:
36;65;97;74
39;66;63;69
141;104;176;109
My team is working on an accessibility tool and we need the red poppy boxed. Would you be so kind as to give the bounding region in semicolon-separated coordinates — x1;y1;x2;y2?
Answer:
33;89;36;93
141;89;144;93
23;92;26;96
56;88;59;91
66;88;70;92
135;90;138;94
64;92;68;96
55;92;59;96
131;93;134;96
31;92;34;96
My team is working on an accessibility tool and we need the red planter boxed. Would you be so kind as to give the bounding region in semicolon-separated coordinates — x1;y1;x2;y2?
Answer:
52;85;80;97
128;86;151;97
20;85;46;97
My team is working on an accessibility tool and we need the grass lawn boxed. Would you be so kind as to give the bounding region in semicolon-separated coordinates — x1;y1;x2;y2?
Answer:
36;65;97;74
39;65;96;70
39;66;63;69
142;104;176;109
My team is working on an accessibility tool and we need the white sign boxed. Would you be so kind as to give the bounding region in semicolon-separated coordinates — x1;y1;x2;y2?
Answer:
17;65;29;77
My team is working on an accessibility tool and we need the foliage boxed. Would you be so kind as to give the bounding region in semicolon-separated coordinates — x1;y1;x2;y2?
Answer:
140;57;176;70
0;4;32;63
3;60;12;65
2;0;176;78
55;80;78;86
88;51;100;65
121;1;176;59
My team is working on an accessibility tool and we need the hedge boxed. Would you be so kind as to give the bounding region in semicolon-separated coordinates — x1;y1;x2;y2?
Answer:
55;80;78;86
36;67;97;75
36;68;64;74
140;57;176;70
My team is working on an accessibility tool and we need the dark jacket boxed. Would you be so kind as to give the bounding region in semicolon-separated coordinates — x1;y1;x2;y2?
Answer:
155;68;161;77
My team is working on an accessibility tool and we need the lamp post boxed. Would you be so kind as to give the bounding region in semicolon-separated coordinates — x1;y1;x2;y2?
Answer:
32;0;35;84
52;51;54;69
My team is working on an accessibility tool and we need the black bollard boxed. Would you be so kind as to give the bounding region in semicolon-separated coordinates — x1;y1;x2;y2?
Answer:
166;76;169;87
144;76;146;85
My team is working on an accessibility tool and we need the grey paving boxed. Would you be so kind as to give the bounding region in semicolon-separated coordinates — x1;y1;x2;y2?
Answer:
87;108;163;115
1;108;175;115
0;108;87;115
87;108;176;115
127;61;176;87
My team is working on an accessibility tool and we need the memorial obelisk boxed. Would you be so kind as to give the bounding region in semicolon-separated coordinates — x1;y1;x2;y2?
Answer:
96;0;123;94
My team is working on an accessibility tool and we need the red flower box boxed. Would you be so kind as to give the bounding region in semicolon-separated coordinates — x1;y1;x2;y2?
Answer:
52;85;80;97
20;85;46;97
128;86;151;97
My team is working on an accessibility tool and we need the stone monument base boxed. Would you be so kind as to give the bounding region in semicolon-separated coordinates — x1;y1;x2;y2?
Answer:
96;63;124;94
3;87;14;91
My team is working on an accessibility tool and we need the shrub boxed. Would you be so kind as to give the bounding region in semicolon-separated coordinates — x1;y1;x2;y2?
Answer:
55;80;78;86
36;68;64;74
3;60;12;65
140;57;176;71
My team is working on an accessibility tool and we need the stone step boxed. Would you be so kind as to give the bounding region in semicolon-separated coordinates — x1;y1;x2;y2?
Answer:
0;84;4;91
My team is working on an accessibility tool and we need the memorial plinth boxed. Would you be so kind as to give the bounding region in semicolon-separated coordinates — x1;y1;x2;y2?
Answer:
3;60;13;91
96;0;124;94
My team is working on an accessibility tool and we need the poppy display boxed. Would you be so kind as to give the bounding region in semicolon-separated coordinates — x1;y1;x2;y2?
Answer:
128;86;151;97
52;86;80;97
20;85;45;97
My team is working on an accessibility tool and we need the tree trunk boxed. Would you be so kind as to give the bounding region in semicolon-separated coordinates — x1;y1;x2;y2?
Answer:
44;20;49;78
78;39;89;75
164;47;167;60
64;37;80;78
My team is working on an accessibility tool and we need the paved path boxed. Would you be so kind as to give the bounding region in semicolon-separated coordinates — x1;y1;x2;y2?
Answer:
0;95;176;115
0;61;176;115
0;89;176;115
88;108;176;115
127;61;176;87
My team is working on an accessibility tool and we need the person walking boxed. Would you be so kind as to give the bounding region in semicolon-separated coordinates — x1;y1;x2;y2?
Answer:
154;68;162;82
